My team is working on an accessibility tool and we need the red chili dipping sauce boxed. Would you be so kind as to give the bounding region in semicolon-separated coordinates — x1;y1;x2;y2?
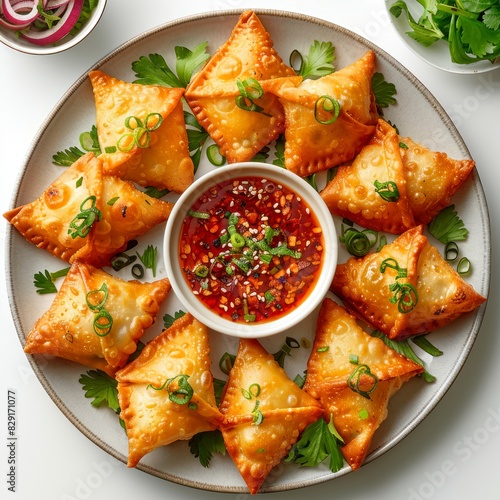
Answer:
179;176;324;324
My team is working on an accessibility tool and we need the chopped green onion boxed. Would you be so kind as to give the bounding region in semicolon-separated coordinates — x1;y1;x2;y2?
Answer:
68;196;102;239
131;263;144;279
347;364;378;399
457;257;471;275
206;144;226;166
230;233;245;249
218;352;236;376
188;209;210;219
349;354;359;364
93;309;114;337
444;241;459;262
374;180;400;202
358;408;369;420
314;95;340;125
144;113;163;131
194;265;209;278
86;283;109;311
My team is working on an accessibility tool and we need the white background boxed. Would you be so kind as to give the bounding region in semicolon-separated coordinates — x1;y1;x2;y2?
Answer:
1;1;499;499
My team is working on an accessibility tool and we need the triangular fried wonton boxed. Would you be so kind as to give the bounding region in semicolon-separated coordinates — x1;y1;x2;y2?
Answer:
320;119;476;233
263;50;378;177
185;10;296;163
220;338;323;494
304;299;423;470
89;70;193;193
399;134;476;225
330;225;486;339
320;119;415;234
116;313;222;468
24;260;171;376
304;299;423;397
4;152;103;263
4;153;173;267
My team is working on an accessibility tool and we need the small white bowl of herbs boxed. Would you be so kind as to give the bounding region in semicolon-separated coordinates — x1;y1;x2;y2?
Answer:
0;0;106;55
386;0;500;73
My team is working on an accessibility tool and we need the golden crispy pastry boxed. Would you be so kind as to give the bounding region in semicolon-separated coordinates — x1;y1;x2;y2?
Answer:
185;10;296;163
4;152;103;263
24;260;171;376
320;119;415;234
219;338;323;495
263;50;378;177
89;70;193;193
116;313;222;468
320;119;476;232
304;299;423;470
4;153;173;267
400;134;476;225
304;299;423;396
330;225;487;339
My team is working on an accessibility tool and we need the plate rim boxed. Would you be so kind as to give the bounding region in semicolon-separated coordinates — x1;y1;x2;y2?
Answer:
5;8;491;494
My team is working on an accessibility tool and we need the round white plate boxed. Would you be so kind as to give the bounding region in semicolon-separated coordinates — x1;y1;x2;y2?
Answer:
384;0;500;74
5;9;490;494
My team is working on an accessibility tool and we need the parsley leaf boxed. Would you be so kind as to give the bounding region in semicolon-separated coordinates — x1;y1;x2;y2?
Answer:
185;111;210;170
132;42;210;88
389;0;500;63
372;72;398;110
286;416;344;472
163;310;186;329
294;40;336;79
79;369;120;413
428;204;468;244
33;267;70;294
188;430;226;467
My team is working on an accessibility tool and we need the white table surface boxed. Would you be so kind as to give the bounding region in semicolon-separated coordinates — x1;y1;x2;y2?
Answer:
1;1;499;499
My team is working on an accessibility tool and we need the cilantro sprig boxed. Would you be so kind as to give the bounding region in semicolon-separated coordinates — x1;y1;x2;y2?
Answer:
286;415;344;472
189;430;226;467
390;0;500;64
79;369;120;414
132;42;210;88
290;40;336;79
33;267;70;294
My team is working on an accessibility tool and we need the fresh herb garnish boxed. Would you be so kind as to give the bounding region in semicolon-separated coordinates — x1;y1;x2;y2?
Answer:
79;369;120;414
370;330;438;383
163;310;186;329
389;0;500;64
137;245;158;277
428;204;468;244
291;40;336;79
372;72;398;111
131;42;210;88
33;267;70;294
188;430;226;467
286;415;344;472
184;111;210;170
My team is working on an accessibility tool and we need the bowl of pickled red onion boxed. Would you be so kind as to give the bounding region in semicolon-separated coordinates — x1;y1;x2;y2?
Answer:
164;162;338;338
0;0;107;55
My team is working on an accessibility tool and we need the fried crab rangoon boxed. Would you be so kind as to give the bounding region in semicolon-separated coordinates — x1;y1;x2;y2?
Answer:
24;260;171;376
185;10;297;163
219;338;323;494
304;299;423;470
4;153;173;268
89;70;194;193
116;313;223;468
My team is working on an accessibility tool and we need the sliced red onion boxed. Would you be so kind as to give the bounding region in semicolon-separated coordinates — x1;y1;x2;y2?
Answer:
45;0;72;9
21;0;84;46
1;0;39;25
